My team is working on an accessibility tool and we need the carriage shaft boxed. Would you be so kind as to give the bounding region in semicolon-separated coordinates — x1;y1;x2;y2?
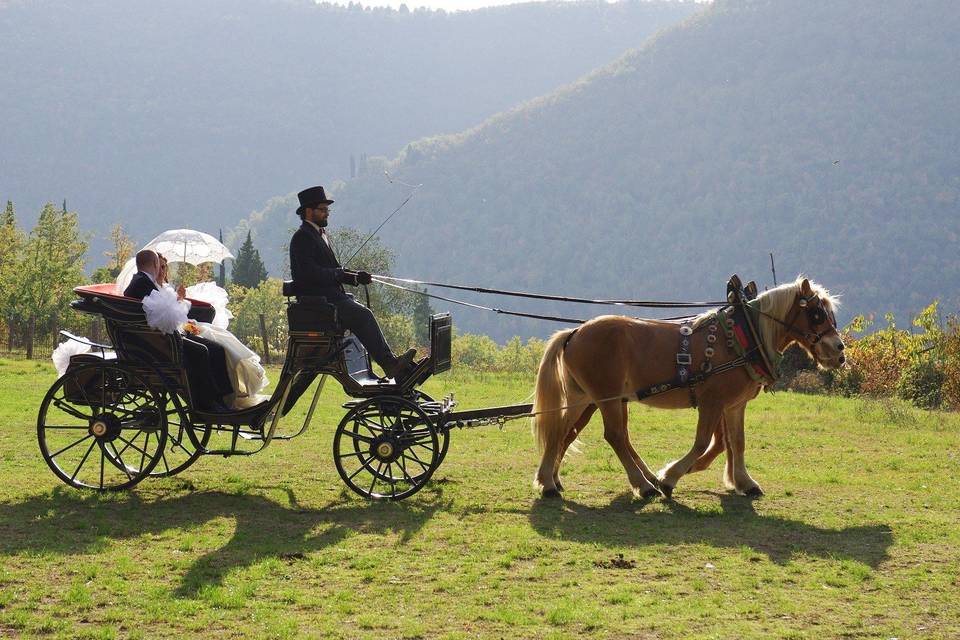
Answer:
443;403;533;429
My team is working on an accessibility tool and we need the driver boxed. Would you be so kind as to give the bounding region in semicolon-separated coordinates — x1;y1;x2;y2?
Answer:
289;185;418;382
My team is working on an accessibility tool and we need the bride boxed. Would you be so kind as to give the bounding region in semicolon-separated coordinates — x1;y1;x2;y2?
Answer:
156;256;269;410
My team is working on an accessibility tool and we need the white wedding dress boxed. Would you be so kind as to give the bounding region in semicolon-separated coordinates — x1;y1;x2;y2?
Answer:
193;321;269;410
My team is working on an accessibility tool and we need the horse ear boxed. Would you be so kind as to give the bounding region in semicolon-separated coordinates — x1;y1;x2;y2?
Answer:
800;278;813;297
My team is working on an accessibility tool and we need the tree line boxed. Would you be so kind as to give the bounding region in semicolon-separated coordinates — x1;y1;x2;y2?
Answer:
0;201;438;361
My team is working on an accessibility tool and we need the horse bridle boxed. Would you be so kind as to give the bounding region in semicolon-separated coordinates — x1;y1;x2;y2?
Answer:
753;294;838;346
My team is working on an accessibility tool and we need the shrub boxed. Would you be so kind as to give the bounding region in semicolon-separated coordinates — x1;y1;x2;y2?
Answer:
941;319;960;409
789;370;825;394
837;313;913;397
453;334;499;371
896;357;944;409
379;313;416;353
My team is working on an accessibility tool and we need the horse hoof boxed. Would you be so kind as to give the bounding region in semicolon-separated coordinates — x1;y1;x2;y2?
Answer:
541;488;563;499
660;484;674;499
641;487;660;500
745;486;764;498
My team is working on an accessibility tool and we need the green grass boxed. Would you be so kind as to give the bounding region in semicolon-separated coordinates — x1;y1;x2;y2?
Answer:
1;358;959;638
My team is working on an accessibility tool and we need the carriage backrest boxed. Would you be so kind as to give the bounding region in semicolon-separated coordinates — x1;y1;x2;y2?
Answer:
429;313;452;374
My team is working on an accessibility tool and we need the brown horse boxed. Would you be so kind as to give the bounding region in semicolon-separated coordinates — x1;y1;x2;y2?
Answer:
532;276;844;499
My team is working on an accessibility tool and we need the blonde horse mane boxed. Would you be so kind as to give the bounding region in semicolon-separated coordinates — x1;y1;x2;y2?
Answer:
755;276;840;353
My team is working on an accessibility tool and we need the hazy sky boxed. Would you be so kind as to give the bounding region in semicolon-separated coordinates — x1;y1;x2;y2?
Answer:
330;0;710;14
338;0;605;12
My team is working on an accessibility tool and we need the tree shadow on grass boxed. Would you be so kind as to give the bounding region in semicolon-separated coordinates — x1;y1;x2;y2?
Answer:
0;485;446;597
528;491;893;568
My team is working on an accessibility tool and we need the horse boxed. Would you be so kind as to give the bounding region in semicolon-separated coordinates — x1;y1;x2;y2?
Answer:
532;276;844;499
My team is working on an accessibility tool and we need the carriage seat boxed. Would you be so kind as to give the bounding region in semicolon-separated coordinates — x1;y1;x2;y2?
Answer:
283;281;340;333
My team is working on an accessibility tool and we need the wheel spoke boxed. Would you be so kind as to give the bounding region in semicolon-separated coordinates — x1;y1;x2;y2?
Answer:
70;440;98;482
368;463;382;496
386;464;398;498
398;456;415;483
114;433;150;459
356;415;387;433
403;448;431;473
139;432;150;473
347;456;376;481
160;449;171;474
412;441;438;456
98;447;105;488
43;424;91;430
49;434;93;459
343;429;375;444
52;399;92;421
105;442;134;479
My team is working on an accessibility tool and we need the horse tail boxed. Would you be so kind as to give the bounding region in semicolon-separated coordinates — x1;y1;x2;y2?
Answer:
533;328;575;455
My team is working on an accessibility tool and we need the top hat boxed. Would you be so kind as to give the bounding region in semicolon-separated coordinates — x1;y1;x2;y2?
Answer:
296;186;334;216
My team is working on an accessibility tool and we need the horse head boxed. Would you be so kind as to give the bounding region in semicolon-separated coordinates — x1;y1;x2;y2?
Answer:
757;277;845;369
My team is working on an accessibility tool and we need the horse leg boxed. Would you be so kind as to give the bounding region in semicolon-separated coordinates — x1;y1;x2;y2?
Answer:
722;403;763;496
621;401;661;489
687;417;727;474
657;402;724;498
598;400;659;499
553;404;596;492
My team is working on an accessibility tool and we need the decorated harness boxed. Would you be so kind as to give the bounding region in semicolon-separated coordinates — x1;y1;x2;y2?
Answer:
632;275;834;408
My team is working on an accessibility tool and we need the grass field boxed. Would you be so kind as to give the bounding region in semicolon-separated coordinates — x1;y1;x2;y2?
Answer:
1;357;959;639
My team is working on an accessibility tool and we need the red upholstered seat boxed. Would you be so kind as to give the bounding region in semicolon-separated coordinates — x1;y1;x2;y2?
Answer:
73;284;214;309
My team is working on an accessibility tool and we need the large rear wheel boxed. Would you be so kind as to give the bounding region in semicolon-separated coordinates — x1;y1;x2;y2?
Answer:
38;363;167;491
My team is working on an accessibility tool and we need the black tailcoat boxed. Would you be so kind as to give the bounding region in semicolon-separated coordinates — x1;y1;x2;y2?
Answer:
289;222;347;301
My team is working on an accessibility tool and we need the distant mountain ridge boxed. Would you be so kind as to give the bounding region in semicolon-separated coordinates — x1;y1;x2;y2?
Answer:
0;0;702;255
240;0;960;340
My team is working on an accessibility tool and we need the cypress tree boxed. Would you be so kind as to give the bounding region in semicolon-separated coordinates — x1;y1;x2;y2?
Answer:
218;229;227;288
231;231;268;288
2;200;14;226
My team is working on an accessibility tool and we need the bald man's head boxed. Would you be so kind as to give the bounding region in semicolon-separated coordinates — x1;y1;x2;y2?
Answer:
135;249;160;277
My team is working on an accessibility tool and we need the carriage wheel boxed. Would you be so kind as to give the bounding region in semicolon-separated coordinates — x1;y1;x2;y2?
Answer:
346;391;446;485
145;395;211;478
333;396;441;500
38;363;167;491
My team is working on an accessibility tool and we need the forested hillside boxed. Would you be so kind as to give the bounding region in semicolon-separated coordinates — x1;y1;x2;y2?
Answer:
241;0;960;340
0;0;701;253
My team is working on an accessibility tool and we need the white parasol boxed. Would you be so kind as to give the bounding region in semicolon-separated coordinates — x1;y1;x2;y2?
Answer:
144;228;234;266
114;228;234;293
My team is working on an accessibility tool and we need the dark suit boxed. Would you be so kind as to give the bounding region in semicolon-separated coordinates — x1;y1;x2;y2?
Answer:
289;221;395;367
124;272;233;407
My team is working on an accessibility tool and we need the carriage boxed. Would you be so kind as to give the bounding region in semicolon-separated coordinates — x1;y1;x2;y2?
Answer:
38;283;533;500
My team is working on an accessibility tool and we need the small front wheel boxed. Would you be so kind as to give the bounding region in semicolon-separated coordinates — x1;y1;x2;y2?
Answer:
333;396;440;500
38;363;168;491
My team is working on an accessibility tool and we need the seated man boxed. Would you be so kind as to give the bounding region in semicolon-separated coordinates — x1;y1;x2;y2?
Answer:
124;249;234;412
289;185;417;381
